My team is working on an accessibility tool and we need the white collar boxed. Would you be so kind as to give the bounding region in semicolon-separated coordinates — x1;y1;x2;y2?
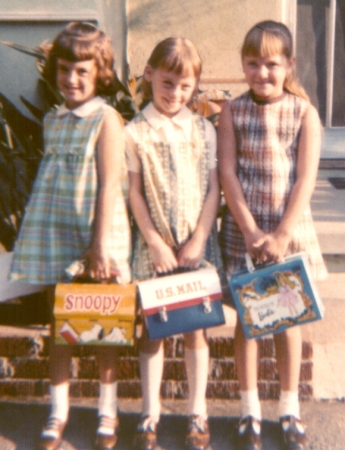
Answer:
56;96;106;117
142;102;193;131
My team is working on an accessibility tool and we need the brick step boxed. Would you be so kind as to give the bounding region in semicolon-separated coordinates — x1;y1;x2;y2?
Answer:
0;332;314;401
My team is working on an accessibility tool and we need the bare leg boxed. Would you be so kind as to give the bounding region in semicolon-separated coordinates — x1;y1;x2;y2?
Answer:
47;286;73;386
274;326;302;391
234;319;259;390
95;346;118;384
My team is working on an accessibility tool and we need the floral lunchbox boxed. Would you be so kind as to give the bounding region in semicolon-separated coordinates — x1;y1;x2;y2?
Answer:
229;253;325;339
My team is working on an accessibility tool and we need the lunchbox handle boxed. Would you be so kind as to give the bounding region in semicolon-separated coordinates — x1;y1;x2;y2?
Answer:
245;253;255;273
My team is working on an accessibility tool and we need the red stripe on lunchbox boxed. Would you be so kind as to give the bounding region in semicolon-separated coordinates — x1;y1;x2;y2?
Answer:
142;292;222;316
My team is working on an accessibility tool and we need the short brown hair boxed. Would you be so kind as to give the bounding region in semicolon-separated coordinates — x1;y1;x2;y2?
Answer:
43;21;115;95
142;37;202;101
241;20;309;100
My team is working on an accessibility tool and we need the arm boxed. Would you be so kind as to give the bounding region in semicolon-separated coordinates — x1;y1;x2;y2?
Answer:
85;109;123;279
260;103;321;262
177;168;220;268
217;102;265;259
128;171;178;273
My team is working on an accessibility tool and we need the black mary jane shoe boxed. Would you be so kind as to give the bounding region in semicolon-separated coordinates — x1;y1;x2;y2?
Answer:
237;415;262;450
280;415;308;450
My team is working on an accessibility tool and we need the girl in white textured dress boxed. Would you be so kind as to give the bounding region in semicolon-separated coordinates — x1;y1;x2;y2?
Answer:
126;37;222;450
9;22;131;450
218;20;327;450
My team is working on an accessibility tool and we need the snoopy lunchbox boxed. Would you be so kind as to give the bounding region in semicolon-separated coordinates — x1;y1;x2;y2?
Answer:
54;283;137;346
138;267;225;340
229;253;325;339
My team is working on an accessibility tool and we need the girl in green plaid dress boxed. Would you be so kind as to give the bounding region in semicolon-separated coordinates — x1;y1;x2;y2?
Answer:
218;21;327;450
9;22;130;450
126;38;222;450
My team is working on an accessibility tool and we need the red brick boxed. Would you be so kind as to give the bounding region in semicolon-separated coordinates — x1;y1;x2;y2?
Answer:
259;338;275;358
163;360;186;381
175;337;185;358
0;337;36;358
302;341;313;360
118;380;142;398
300;361;313;381
258;381;280;400
164;337;175;358
11;357;49;379
208;337;235;358
69;379;99;397
206;381;240;399
258;359;278;381
210;360;236;380
0;380;37;397
299;382;313;400
161;380;188;399
77;357;98;379
117;359;140;379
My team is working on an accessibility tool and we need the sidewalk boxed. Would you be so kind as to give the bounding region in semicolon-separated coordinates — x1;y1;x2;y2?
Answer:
0;397;344;450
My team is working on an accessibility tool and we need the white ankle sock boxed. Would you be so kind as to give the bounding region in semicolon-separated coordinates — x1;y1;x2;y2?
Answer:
50;382;69;423
279;390;300;418
240;388;261;421
139;346;164;423
98;382;117;419
185;346;209;419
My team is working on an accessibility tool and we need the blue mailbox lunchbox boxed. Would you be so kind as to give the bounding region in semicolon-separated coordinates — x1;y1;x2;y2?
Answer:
229;253;325;339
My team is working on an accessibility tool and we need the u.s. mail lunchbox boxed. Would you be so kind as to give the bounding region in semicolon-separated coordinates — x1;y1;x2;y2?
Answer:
138;267;225;340
229;253;325;339
54;283;137;346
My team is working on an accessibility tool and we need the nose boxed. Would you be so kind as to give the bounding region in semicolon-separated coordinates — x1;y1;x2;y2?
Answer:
169;85;181;99
257;64;269;78
66;69;78;84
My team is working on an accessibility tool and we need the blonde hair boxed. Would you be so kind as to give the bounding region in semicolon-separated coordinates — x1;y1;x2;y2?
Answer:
44;21;115;96
241;20;309;100
142;37;202;101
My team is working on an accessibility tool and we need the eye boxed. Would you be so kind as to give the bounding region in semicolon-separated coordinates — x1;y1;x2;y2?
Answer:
58;65;69;74
77;68;89;76
163;80;173;87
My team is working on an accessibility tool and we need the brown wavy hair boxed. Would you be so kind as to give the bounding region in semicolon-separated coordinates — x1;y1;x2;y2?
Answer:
241;20;309;100
43;21;115;96
142;37;202;102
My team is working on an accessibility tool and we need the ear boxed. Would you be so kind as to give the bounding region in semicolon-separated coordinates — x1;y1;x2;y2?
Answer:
287;56;296;72
144;65;154;82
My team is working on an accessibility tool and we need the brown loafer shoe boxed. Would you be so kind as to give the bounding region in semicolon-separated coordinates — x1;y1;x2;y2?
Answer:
94;415;119;450
133;416;158;450
38;417;66;450
280;415;308;449
185;415;210;450
237;416;262;450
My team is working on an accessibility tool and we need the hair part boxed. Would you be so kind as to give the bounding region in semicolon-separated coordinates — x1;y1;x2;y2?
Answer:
142;37;202;102
241;20;309;100
44;21;115;96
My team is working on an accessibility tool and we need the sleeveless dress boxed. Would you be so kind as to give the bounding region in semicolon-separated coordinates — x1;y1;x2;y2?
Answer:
10;97;131;285
219;91;327;281
126;109;222;281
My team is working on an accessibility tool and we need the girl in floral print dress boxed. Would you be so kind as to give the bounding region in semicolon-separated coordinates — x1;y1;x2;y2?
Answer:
218;20;327;450
126;37;222;450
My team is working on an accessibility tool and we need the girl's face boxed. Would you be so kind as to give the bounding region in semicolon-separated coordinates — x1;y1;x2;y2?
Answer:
57;58;98;109
144;65;197;118
242;53;293;101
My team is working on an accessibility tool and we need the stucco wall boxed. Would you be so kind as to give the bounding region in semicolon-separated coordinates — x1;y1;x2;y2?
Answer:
127;0;291;98
0;0;126;118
